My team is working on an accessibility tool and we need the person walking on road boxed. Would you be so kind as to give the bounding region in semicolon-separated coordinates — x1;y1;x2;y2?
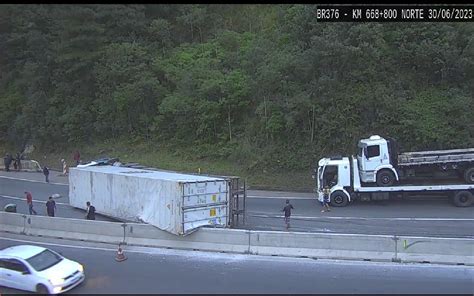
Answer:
321;186;331;213
282;199;294;230
43;166;50;183
25;191;37;215
85;201;96;220
46;196;56;217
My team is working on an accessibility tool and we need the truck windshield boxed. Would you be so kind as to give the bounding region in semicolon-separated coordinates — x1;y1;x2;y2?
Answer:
322;165;338;188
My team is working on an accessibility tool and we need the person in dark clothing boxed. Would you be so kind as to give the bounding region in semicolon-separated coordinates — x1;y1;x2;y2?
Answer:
86;201;96;220
282;199;294;229
46;196;56;217
43;166;50;183
15;152;22;171
4;153;12;172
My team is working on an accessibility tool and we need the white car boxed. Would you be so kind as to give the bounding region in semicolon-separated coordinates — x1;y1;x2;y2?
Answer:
0;245;85;294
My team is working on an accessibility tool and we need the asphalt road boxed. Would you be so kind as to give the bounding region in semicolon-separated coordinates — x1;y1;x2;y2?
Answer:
0;234;472;294
1;171;473;237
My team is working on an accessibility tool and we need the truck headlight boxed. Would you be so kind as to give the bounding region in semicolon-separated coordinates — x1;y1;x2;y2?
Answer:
49;277;65;286
78;264;84;273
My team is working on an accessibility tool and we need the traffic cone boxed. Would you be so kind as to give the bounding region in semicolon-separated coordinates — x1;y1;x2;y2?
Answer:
115;244;127;262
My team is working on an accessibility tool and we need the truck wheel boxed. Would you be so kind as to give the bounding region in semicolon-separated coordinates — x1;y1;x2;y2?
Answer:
376;170;395;187
452;191;473;207
464;167;474;184
330;191;349;207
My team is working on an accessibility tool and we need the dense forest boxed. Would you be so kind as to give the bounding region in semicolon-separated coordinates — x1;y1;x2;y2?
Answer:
1;4;473;174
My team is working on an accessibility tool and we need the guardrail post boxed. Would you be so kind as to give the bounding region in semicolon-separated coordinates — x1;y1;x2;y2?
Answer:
246;230;251;254
121;223;128;245
21;214;27;234
392;235;401;263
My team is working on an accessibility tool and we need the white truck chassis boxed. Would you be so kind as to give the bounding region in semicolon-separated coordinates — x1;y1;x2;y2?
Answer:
317;156;474;207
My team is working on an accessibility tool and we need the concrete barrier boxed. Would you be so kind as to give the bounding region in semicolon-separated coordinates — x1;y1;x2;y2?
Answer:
397;236;474;265
0;212;472;265
126;224;250;253
25;215;124;244
248;231;396;262
0;212;28;234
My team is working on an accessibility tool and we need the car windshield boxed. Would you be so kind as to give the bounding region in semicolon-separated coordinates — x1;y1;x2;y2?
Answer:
26;249;63;271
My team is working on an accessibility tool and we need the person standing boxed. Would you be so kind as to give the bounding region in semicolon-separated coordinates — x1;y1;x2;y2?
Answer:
15;152;22;171
282;199;294;230
4;153;12;172
46;196;56;217
85;201;96;220
321;186;331;212
73;150;81;166
43;166;50;183
25;191;37;215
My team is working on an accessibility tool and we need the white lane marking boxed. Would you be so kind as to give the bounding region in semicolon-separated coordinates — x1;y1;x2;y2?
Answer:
0;194;69;206
250;213;474;221
247;195;314;200
0;175;68;186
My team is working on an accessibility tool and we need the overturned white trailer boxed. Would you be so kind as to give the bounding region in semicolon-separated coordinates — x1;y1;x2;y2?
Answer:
69;165;229;235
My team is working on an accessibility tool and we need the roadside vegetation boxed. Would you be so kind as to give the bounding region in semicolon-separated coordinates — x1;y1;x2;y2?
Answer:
0;5;472;191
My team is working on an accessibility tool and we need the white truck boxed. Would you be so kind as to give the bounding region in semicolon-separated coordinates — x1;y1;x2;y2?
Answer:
316;135;474;207
69;165;231;235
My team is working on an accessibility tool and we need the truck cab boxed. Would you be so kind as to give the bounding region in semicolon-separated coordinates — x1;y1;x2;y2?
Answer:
316;157;352;206
357;135;399;186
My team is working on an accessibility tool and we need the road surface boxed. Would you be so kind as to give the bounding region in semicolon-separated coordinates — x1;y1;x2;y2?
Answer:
0;233;472;294
1;171;473;237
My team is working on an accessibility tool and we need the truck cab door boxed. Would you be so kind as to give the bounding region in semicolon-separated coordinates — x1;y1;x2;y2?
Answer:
362;144;382;173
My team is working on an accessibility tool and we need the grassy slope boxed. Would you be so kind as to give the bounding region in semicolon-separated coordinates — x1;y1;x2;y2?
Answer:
1;140;314;192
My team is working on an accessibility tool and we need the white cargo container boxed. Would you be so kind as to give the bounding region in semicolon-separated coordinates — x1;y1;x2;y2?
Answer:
69;166;229;235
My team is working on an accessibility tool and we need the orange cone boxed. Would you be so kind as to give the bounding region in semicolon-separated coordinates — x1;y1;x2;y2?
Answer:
115;244;127;262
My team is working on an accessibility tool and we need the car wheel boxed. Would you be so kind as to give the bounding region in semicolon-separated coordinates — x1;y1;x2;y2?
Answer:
330;191;349;207
36;283;50;294
452;191;473;207
376;170;395;187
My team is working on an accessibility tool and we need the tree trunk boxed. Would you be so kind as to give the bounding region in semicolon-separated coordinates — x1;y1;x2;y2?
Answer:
227;105;232;141
264;96;268;141
311;105;315;143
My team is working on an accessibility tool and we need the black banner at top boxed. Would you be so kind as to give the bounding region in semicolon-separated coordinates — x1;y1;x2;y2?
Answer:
315;6;474;22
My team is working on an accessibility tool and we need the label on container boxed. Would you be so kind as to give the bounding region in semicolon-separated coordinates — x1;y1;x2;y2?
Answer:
210;208;216;217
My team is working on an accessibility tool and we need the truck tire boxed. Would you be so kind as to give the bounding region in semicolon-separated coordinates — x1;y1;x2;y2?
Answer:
376;170;395;187
452;191;473;207
330;191;349;207
464;167;474;184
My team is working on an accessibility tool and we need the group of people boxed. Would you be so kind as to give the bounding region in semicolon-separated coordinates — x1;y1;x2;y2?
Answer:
39;150;82;183
281;185;332;230
3;152;22;172
24;191;95;220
